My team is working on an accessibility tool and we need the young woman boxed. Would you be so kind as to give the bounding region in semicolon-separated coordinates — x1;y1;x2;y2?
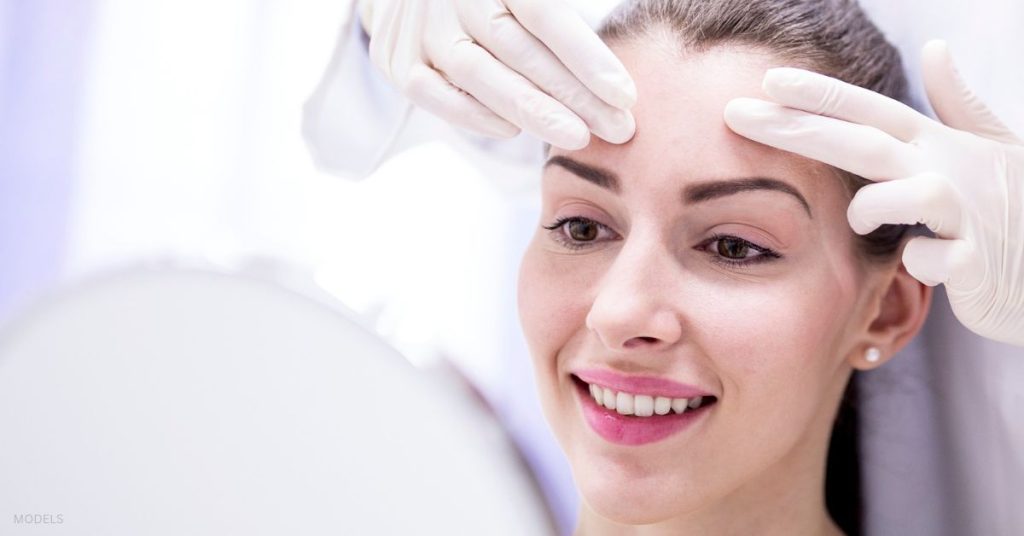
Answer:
516;1;933;533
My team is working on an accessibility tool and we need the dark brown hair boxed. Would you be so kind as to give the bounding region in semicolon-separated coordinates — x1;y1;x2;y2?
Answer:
598;0;929;265
596;2;929;533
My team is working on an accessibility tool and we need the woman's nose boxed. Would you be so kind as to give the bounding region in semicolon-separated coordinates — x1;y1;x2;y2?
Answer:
584;235;684;352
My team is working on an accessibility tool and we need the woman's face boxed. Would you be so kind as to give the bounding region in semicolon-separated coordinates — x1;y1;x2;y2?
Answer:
517;43;890;524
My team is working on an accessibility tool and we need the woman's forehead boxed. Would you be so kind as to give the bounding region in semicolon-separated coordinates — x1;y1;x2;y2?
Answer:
554;42;832;203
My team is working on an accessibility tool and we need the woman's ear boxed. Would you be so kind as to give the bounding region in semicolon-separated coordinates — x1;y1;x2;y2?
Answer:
849;262;933;371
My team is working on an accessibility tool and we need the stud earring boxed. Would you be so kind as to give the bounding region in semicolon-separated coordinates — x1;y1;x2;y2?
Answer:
865;346;881;363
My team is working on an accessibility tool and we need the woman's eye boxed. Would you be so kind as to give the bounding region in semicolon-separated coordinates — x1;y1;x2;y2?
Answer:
542;216;615;250
716;236;751;259
702;234;781;268
541;218;781;268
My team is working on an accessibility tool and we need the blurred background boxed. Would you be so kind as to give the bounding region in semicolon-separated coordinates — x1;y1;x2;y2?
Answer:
0;1;589;531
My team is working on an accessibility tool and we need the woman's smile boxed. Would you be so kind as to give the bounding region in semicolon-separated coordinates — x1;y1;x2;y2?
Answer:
570;371;719;446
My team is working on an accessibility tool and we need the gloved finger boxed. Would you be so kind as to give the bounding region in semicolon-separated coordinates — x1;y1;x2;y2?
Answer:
455;0;635;143
921;39;1022;145
404;64;522;139
363;3;521;140
761;67;931;143
724;97;922;181
902;236;980;290
432;38;591;149
504;0;638;110
365;0;426;83
847;172;965;238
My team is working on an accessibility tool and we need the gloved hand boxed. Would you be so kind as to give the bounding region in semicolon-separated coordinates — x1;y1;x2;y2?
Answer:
723;40;1024;346
357;0;637;150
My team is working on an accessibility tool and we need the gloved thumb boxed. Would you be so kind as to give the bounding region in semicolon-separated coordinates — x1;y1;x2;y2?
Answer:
921;39;1021;145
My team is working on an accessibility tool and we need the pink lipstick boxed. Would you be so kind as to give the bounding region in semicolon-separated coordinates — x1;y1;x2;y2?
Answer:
571;370;717;446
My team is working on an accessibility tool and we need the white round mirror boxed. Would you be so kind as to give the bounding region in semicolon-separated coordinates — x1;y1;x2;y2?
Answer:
0;265;553;535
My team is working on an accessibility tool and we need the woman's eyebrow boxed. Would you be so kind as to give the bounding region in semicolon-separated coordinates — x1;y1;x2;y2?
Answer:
687;177;813;218
544;155;813;218
545;155;621;193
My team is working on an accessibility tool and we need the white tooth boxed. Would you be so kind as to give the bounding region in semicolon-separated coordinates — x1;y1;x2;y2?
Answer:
589;383;599;400
671;398;689;414
602;388;616;410
688;396;703;409
615;392;634;415
634;395;654;417
654;396;671;415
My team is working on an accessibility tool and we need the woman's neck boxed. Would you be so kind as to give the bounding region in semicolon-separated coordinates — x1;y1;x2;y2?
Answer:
575;484;840;536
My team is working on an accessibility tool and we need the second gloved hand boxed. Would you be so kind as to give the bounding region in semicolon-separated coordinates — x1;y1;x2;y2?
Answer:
357;0;637;150
723;40;1024;346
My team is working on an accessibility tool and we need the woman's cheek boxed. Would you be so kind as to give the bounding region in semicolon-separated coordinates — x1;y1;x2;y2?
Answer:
682;285;829;473
520;243;602;332
695;278;837;390
518;244;582;361
517;244;594;436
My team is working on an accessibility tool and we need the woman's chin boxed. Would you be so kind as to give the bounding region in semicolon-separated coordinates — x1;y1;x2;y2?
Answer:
575;464;703;525
580;485;686;525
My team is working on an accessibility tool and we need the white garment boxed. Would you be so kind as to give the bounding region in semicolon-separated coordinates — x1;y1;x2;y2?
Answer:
302;2;1024;535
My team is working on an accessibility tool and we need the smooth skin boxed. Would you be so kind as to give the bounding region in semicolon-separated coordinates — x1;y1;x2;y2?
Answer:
517;38;932;535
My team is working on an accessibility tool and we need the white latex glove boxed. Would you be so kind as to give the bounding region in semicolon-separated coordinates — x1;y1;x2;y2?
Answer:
357;0;637;150
723;40;1024;346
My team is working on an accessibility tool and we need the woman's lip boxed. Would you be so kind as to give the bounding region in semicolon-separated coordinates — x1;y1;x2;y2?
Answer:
572;376;713;446
572;368;712;399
